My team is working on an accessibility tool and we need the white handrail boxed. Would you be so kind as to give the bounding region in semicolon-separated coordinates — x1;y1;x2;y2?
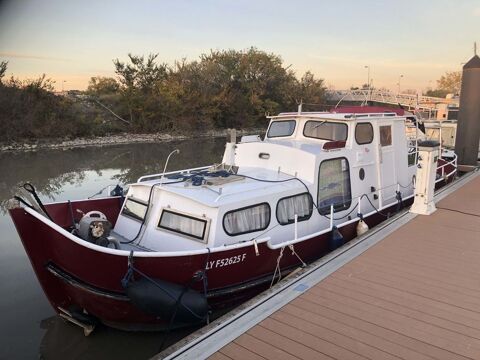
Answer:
137;165;211;183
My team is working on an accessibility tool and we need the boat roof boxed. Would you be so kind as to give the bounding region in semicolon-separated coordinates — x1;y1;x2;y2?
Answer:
139;167;309;208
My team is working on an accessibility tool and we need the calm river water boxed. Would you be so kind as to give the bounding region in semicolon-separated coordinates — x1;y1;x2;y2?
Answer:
0;138;227;360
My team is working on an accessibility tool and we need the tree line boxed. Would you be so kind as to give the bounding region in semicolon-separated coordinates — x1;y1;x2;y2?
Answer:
0;48;326;143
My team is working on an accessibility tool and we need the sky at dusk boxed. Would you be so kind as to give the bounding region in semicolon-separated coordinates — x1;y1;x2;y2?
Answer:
0;0;478;92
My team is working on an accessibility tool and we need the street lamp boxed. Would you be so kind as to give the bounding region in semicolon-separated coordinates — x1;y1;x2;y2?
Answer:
62;80;67;93
397;75;404;94
364;65;370;89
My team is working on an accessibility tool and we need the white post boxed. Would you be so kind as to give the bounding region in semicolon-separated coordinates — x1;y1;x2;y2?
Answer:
410;141;440;215
222;129;237;166
329;204;334;229
294;214;298;241
160;149;180;187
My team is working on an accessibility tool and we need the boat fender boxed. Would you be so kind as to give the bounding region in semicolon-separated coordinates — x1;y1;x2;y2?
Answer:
329;226;344;250
124;277;208;324
356;214;369;236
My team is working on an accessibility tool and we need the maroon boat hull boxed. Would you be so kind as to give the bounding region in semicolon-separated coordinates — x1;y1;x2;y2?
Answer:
9;174;454;330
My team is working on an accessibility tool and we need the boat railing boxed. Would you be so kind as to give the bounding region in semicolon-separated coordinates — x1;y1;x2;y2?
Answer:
407;145;457;180
437;152;457;179
268;204;335;250
137;165;211;183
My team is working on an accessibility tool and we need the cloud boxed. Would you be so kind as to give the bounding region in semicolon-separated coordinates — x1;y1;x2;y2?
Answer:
0;52;70;62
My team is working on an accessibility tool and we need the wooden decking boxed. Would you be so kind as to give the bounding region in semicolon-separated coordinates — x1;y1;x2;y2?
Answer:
209;173;480;360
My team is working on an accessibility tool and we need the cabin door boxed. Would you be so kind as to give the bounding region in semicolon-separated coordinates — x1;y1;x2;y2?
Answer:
376;123;397;206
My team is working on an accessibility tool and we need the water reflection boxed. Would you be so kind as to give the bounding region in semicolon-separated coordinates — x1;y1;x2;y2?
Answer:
0;139;225;211
39;316;199;360
0;138;226;359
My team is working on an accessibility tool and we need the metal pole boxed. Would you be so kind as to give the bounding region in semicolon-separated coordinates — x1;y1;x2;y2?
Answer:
364;65;370;89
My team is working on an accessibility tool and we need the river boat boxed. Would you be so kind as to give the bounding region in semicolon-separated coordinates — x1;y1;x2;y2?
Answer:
9;106;457;332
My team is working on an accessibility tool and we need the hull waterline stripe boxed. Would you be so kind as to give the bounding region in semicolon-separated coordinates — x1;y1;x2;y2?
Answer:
45;261;296;302
45;263;130;302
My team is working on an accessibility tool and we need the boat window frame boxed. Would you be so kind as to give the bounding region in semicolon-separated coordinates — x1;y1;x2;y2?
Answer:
276;192;314;226
267;120;297;138
121;196;148;222
303;120;348;142
317;156;352;215
157;208;209;242
355;122;374;145
223;202;271;236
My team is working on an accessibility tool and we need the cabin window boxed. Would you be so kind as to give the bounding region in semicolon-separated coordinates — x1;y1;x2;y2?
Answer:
267;120;296;138
122;197;148;222
223;203;270;236
317;158;352;215
355;123;374;144
380;125;392;146
408;148;417;167
304;121;348;141
158;209;208;241
276;193;313;225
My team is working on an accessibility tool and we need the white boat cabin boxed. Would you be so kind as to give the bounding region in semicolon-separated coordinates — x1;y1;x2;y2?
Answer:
113;111;426;252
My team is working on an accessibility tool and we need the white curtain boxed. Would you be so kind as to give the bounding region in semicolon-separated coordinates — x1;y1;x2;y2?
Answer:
224;204;270;235
277;194;312;224
160;211;205;239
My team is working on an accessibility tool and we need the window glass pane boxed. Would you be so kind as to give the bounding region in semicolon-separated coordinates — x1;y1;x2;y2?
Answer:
380;125;392;146
277;193;313;225
159;210;207;240
304;121;347;141
122;197;148;221
224;203;270;236
318;158;352;214
355;123;373;144
267;120;296;138
408;148;417;166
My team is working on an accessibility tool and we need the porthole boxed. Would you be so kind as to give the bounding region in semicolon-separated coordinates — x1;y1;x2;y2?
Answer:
359;168;365;180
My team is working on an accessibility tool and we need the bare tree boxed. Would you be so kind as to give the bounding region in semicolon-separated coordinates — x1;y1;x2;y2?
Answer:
0;61;8;84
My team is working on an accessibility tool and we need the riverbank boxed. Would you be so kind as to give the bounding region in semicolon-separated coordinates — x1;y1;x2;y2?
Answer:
0;128;264;152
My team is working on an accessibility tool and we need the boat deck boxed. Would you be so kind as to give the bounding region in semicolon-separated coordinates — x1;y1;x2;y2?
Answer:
159;170;480;360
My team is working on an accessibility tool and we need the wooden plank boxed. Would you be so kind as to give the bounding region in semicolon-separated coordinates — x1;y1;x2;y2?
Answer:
234;333;300;360
329;272;480;330
301;290;480;358
271;309;406;360
291;298;468;360
336;263;480;314
279;303;433;360
218;342;265;360
316;280;480;340
358;252;480;295
309;286;480;351
352;256;480;301
208;352;233;360
259;317;371;360
247;325;334;360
